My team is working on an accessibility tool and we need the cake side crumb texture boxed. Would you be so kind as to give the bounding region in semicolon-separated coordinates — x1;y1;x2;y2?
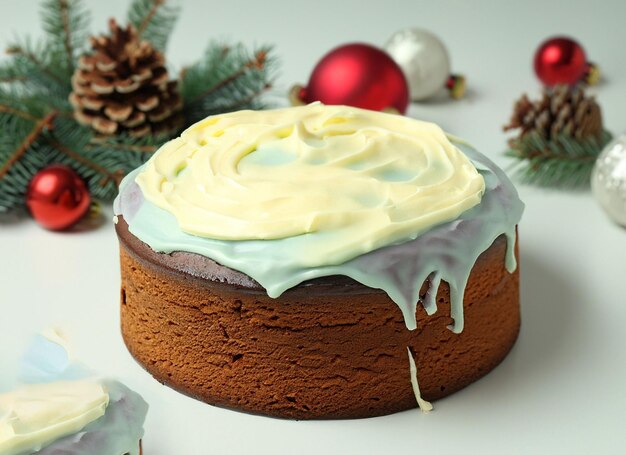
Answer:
119;229;519;419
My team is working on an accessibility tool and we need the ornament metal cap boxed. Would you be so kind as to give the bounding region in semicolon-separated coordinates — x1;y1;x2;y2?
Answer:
288;84;306;106
446;74;466;100
73;201;103;230
584;62;601;86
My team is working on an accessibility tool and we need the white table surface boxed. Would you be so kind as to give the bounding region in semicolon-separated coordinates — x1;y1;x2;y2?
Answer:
1;0;626;454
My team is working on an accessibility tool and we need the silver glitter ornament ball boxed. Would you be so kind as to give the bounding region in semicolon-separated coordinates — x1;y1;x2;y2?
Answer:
384;29;451;101
591;134;626;227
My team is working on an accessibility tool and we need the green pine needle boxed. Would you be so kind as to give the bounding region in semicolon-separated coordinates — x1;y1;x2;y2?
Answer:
46;118;162;201
505;131;613;189
5;37;72;99
40;0;91;78
0;62;28;84
181;42;276;125
127;0;180;51
0;90;54;214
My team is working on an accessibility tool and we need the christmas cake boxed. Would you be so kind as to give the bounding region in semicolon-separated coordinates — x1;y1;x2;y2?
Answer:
114;103;524;419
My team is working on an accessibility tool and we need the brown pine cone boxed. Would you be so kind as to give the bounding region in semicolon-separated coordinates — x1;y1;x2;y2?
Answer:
504;85;603;141
69;19;183;138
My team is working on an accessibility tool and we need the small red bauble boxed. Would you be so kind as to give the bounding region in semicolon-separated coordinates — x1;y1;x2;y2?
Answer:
26;164;91;231
297;43;410;114
534;37;587;86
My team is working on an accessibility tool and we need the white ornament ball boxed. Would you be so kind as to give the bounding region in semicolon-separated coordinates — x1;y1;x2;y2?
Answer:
384;29;450;101
591;134;626;227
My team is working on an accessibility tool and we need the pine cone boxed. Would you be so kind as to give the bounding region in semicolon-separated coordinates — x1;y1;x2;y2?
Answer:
69;19;183;138
504;85;603;141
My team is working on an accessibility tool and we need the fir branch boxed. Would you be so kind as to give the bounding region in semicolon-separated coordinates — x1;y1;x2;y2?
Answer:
0;88;51;120
6;44;66;87
54;0;74;70
505;131;613;189
186;49;268;104
0;121;151;213
4;40;73;111
181;42;276;124
0;138;51;215
0;63;27;83
0;111;56;179
0;104;39;121
127;0;180;51
48;136;125;187
217;82;272;112
41;118;159;202
80;136;162;200
137;2;160;35
60;1;73;65
40;0;90;73
39;0;90;78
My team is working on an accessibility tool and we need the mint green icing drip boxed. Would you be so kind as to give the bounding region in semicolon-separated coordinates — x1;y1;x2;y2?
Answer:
115;142;523;333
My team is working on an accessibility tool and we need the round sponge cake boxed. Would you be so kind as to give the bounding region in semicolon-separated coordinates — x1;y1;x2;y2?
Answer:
117;217;519;419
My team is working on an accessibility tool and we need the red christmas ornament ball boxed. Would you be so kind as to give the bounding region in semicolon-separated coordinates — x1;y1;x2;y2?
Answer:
26;164;91;230
534;37;587;86
300;43;409;114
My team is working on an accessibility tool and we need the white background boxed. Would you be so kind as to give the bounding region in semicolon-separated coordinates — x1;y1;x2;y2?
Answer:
1;0;626;454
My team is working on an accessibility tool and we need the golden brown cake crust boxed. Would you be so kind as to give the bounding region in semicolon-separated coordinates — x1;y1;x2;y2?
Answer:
117;218;520;419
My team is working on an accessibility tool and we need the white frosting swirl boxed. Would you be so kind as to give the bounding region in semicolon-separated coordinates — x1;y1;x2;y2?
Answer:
136;103;485;265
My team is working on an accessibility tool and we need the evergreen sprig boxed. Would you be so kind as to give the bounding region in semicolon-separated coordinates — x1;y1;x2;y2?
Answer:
0;88;54;214
181;43;276;125
4;38;70;100
40;0;91;78
127;0;180;51
505;131;613;189
0;0;276;217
